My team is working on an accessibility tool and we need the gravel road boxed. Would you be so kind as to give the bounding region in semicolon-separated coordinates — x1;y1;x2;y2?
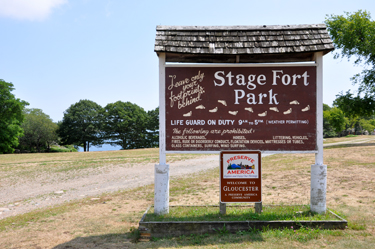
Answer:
0;155;222;219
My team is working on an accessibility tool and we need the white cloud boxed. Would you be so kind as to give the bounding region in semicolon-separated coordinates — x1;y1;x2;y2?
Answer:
0;0;68;21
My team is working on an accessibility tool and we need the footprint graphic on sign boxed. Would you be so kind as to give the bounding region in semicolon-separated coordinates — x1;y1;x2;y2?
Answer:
283;108;292;114
258;111;267;117
302;105;310;112
218;100;227;106
269;107;279;112
290;100;299;105
244;107;253;113
195;105;205;109
228;111;238;116
209;107;218;113
183;111;192;117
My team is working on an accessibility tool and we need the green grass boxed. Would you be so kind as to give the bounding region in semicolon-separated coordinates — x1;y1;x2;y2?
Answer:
0;200;81;232
144;205;339;222
150;224;346;245
346;134;358;138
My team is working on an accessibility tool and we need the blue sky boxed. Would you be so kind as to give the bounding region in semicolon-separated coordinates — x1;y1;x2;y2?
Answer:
0;0;374;122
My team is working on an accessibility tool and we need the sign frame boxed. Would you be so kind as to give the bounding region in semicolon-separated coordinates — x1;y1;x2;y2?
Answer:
162;63;318;155
156;51;327;215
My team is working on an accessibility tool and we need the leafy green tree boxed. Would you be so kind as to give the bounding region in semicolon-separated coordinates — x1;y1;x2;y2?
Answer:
58;100;103;152
368;118;375;130
323;103;331;111
326;10;375;95
334;91;375;118
146;107;159;148
102;101;148;149
0;79;28;153
323;107;347;137
326;10;375;116
359;118;375;134
334;92;375;133
19;108;58;152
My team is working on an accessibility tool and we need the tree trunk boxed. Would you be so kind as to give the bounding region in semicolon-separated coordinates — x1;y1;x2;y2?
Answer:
87;142;90;152
83;142;87;152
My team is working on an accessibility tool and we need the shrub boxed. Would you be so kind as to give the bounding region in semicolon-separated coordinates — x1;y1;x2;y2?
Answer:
50;145;77;152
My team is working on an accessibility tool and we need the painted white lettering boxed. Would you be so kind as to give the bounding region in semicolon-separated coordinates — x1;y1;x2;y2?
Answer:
247;93;257;104
292;74;301;85
247;75;257;90
282;74;291;85
302;71;310;86
258;93;267;104
168;75;176;90
234;89;245;104
257;74;266;85
227;71;234;86
268;89;279;104
214;71;225;86
236;74;246;86
272;70;283;85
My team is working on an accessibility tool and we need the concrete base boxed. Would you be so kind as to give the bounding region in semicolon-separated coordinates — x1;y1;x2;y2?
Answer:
311;164;327;214
154;164;169;215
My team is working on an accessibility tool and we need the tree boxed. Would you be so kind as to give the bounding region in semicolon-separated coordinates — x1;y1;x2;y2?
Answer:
102;101;148;149
0;79;28;153
19;108;58;152
323;107;347;137
58;100;103;152
146;107;159;148
333;91;375;133
323;103;331;111
359;118;375;134
326;10;375;95
325;10;375;115
334;91;375;118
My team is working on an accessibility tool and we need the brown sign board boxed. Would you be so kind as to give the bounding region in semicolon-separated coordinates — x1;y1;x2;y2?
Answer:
220;151;261;203
165;66;317;152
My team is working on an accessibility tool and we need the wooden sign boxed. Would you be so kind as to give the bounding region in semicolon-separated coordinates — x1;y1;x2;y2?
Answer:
220;151;261;203
165;65;317;152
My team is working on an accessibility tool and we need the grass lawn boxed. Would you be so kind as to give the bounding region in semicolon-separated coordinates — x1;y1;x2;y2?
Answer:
144;204;340;221
0;138;374;248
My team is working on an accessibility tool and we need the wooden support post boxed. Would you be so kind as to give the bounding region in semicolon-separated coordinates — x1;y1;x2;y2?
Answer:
154;53;170;215
255;202;262;214
219;202;226;215
311;52;327;214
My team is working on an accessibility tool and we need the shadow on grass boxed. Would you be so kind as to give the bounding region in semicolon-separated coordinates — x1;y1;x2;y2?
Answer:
52;229;264;248
324;143;375;149
52;233;131;249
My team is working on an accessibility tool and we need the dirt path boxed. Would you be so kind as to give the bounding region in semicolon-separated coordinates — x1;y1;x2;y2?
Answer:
323;137;375;147
1;155;223;219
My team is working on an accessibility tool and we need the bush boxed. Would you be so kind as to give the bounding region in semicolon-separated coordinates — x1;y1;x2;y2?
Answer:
50;145;77;152
323;130;337;138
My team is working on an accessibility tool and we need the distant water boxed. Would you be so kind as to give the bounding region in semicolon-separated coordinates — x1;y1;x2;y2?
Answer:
78;143;122;152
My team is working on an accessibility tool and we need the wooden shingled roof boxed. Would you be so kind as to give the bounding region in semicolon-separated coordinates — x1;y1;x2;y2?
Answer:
154;24;334;63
